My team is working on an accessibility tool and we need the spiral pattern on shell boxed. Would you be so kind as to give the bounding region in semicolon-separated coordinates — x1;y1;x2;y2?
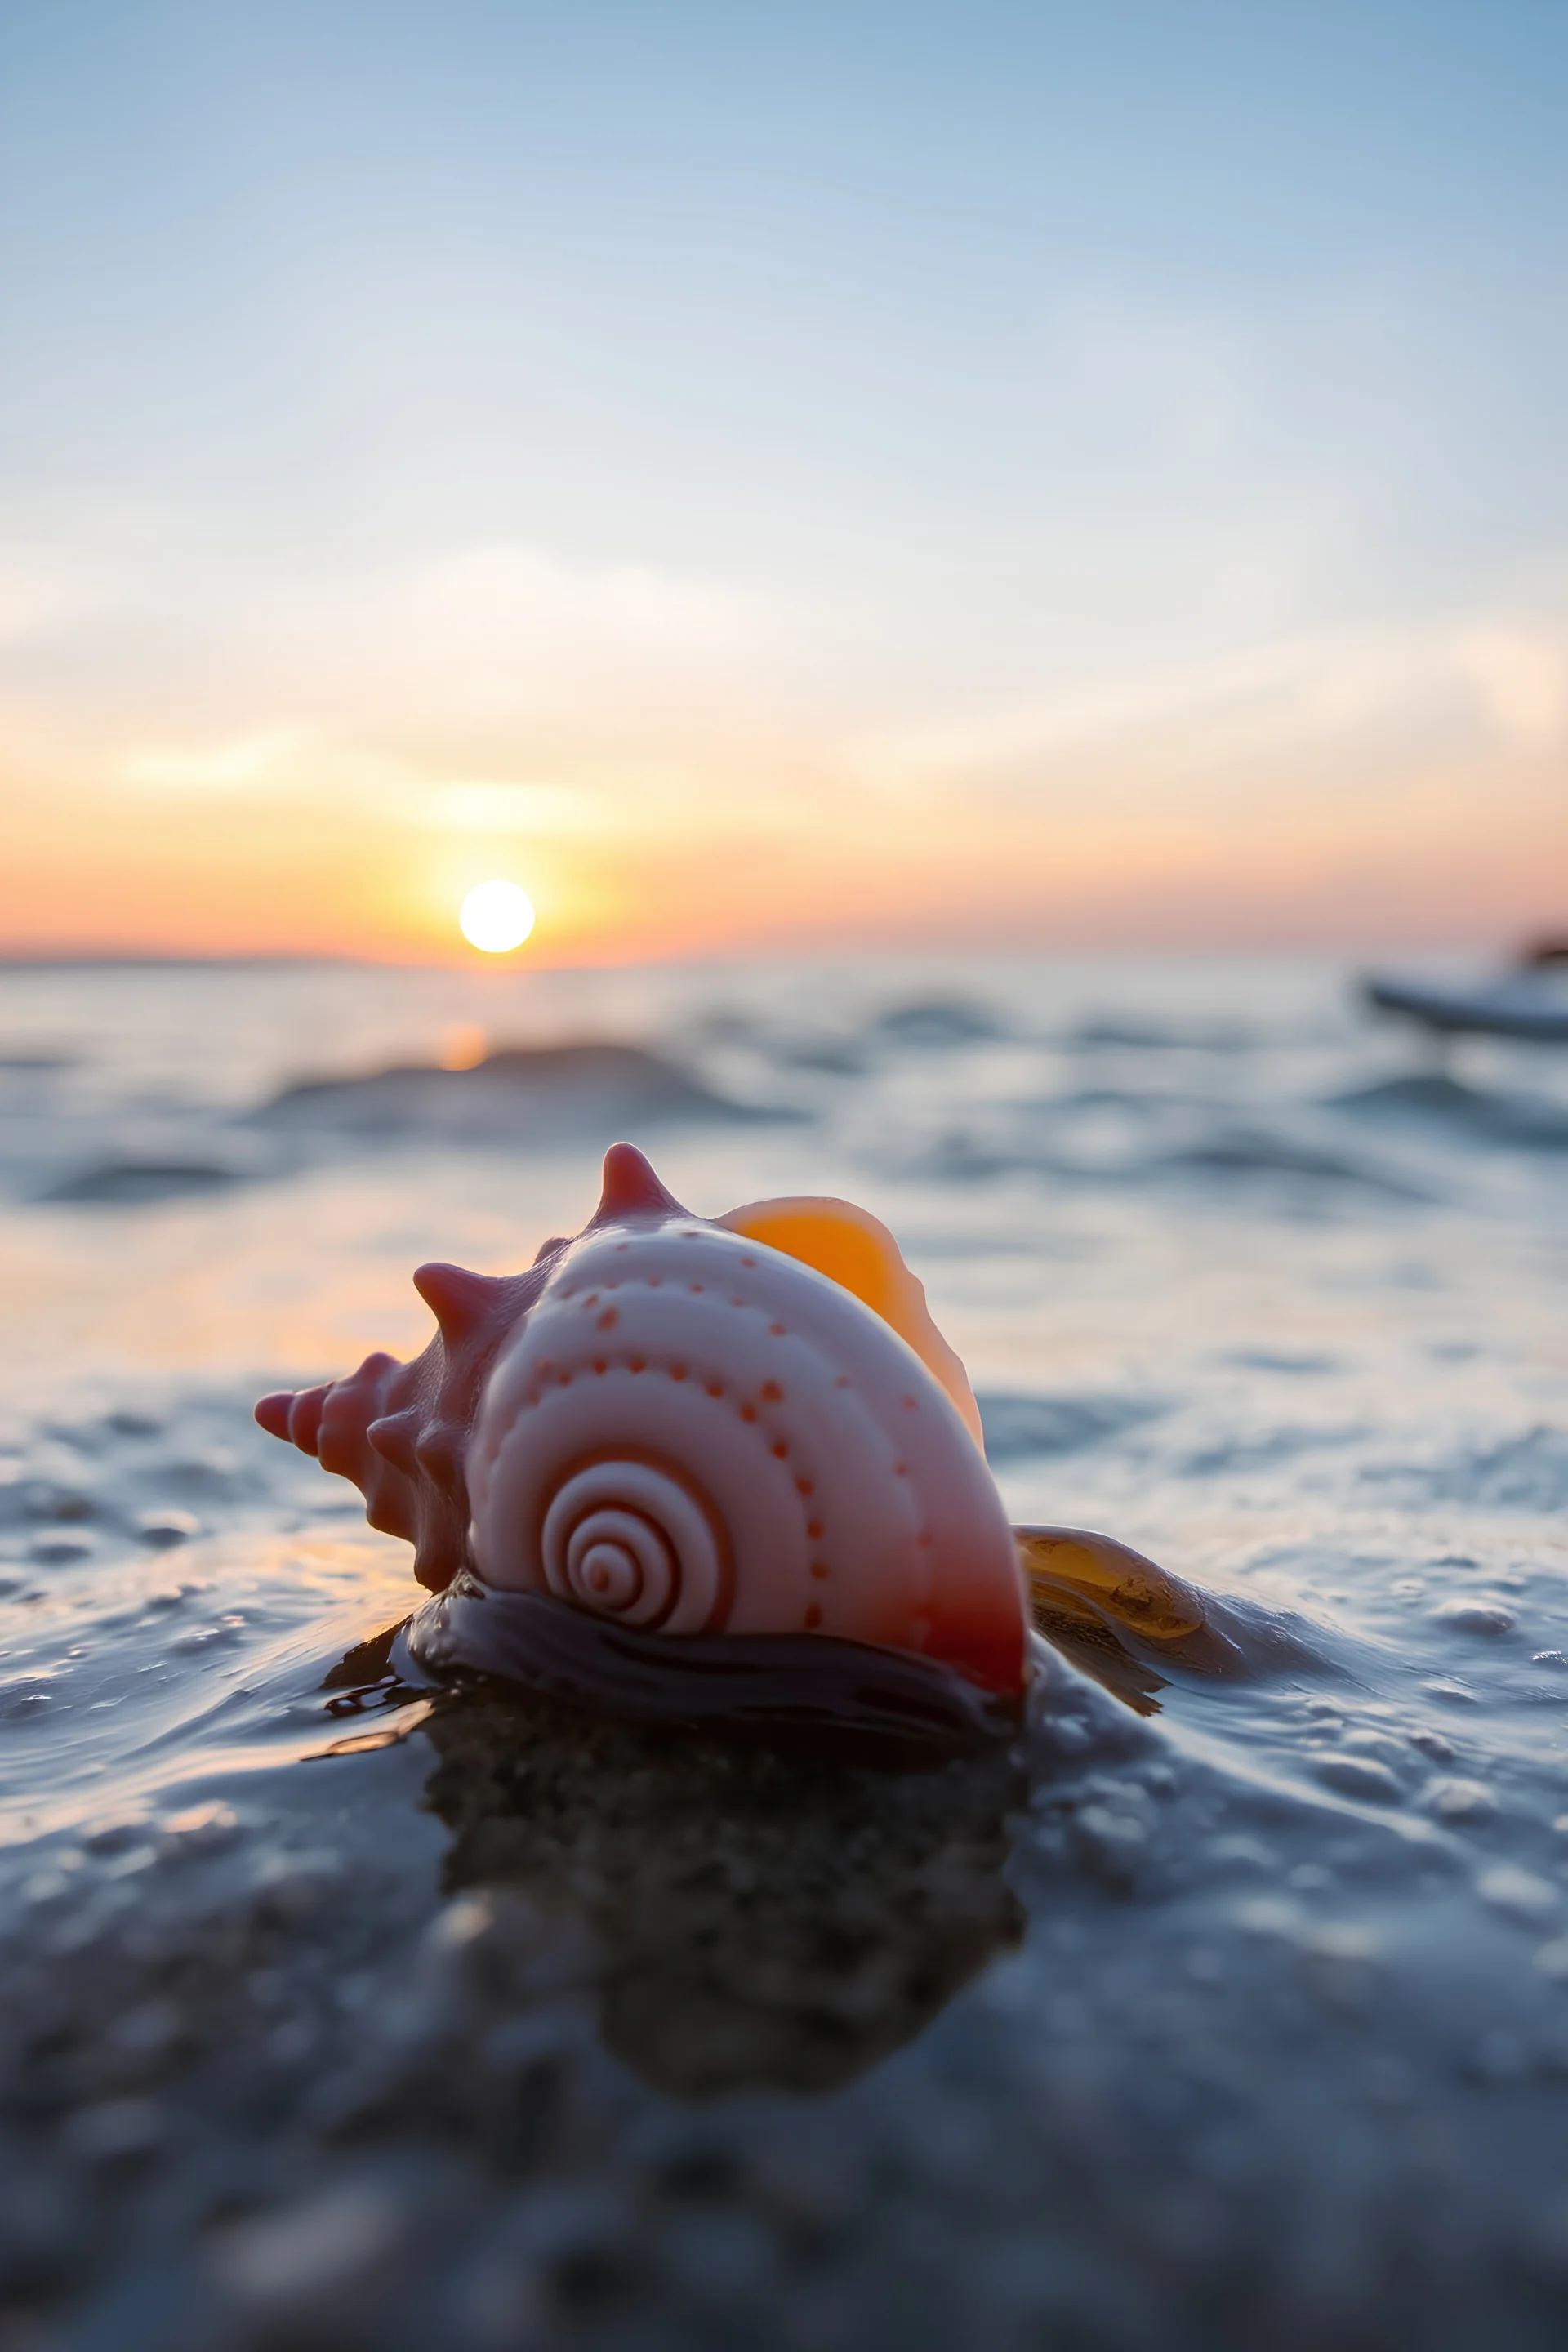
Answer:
540;1458;729;1633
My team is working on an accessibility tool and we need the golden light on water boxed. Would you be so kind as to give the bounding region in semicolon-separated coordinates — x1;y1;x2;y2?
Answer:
459;878;536;954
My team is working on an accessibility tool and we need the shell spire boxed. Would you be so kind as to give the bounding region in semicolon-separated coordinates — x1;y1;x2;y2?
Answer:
256;1264;550;1594
256;1143;1028;1691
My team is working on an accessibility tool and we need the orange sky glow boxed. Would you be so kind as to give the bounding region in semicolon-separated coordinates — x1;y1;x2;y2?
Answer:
2;9;1565;966
3;608;1562;964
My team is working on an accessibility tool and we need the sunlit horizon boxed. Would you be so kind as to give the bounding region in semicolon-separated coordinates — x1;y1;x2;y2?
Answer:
2;4;1564;966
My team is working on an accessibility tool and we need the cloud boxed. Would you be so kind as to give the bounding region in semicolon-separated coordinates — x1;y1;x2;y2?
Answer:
119;729;306;792
848;608;1568;796
411;545;756;664
1454;627;1567;746
0;558;110;647
205;538;794;752
112;728;701;849
407;780;603;836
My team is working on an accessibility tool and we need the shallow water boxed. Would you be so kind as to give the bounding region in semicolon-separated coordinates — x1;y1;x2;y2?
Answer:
3;952;1568;2350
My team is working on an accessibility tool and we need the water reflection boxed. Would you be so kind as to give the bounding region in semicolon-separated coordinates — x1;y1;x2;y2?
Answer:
314;1528;1312;2102
418;1682;1025;2098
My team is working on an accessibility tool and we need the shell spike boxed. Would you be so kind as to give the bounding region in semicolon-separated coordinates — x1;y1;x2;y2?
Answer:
590;1142;689;1227
286;1382;331;1457
253;1382;331;1455
412;1261;501;1344
254;1389;295;1443
367;1409;421;1474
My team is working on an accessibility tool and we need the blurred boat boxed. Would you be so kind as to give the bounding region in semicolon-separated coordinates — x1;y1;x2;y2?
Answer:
1363;938;1568;1041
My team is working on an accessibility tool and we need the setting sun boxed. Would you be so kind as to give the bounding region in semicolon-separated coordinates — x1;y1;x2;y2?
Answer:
459;878;536;955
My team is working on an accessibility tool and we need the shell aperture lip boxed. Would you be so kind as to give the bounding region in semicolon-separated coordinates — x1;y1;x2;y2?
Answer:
716;1192;986;1451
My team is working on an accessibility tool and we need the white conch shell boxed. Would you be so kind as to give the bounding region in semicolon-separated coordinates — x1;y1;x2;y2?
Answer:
256;1145;1030;1695
467;1191;1025;1690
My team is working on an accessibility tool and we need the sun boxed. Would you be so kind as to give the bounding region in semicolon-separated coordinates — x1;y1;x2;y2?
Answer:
459;878;536;955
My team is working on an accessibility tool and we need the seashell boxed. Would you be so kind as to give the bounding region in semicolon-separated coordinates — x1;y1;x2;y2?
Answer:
257;1143;1029;1704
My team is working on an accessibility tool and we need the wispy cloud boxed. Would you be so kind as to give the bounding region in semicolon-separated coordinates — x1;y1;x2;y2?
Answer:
113;727;716;849
119;728;306;792
848;610;1568;793
411;545;757;664
1454;627;1568;746
0;557;111;647
408;780;604;837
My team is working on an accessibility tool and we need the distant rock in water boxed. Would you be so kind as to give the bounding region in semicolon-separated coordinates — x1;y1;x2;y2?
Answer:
42;1160;243;1205
251;1040;783;1140
874;1000;1008;1047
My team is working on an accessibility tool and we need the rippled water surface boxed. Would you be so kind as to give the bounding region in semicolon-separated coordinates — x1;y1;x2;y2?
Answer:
3;953;1568;2350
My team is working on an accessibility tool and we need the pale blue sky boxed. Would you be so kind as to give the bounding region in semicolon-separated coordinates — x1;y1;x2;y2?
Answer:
1;2;1564;954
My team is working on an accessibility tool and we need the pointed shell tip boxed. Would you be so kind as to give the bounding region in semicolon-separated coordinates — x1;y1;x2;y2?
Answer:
594;1142;687;1223
254;1391;293;1441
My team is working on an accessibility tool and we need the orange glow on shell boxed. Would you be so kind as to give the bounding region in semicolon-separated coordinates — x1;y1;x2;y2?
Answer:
715;1195;985;1452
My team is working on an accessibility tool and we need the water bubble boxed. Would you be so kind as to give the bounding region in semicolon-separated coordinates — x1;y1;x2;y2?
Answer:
1312;1756;1402;1804
82;1811;154;1854
1433;1600;1515;1636
1423;1779;1498;1824
1343;1728;1405;1762
210;2183;404;2317
162;1800;238;1853
136;1507;200;1548
29;1535;93;1564
1478;1866;1559;1923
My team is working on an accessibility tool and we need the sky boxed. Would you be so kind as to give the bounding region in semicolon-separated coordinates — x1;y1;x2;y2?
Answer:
1;0;1565;964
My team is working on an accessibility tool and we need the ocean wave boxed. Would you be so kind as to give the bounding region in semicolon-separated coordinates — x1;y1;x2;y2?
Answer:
767;1031;866;1075
872;999;1010;1047
1070;1016;1258;1051
249;1040;787;1141
911;1122;1424;1197
1373;1426;1568;1512
1159;1130;1425;1195
1178;1423;1364;1476
1330;1072;1568;1150
40;1160;244;1205
1223;1348;1340;1375
906;1129;1024;1183
978;1391;1164;1460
